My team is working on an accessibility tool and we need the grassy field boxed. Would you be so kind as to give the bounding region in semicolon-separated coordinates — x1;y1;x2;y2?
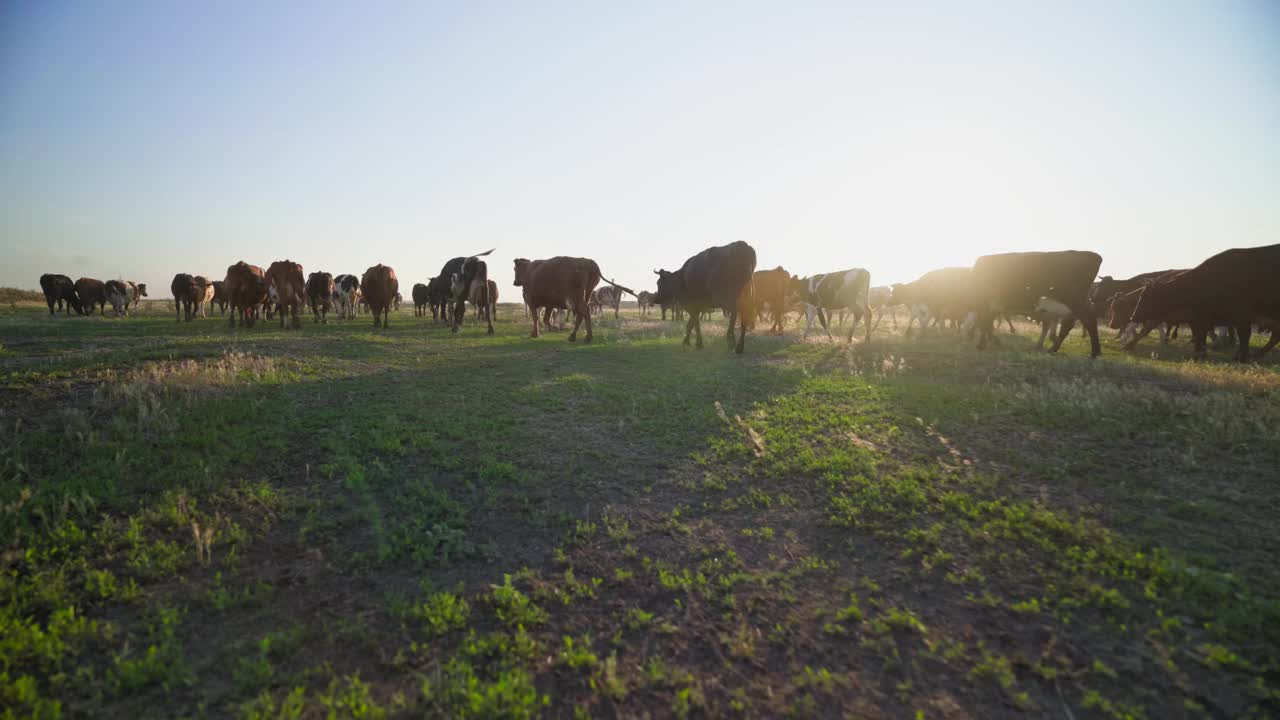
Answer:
2;300;1278;719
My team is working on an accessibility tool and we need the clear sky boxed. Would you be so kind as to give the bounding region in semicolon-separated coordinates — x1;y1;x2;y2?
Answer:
2;1;1277;300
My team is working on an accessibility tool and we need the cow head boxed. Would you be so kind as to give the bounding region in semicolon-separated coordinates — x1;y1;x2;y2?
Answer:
136;283;148;298
787;274;813;303
650;269;681;306
888;282;912;307
513;259;531;287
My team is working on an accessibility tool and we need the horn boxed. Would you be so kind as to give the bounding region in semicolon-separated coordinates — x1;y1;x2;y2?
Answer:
653;269;660;275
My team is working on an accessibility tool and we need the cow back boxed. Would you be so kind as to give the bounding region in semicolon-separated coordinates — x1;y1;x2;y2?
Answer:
972;251;1101;313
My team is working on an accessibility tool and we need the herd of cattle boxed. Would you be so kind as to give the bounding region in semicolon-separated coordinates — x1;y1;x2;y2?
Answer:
36;241;1279;361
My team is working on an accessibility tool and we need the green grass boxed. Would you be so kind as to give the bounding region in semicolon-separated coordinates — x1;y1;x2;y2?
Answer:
0;301;1277;718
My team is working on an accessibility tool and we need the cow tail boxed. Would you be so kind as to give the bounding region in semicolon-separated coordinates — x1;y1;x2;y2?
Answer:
601;277;636;297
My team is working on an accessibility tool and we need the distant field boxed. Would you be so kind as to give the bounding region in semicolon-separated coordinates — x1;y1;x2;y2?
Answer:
1;302;1277;719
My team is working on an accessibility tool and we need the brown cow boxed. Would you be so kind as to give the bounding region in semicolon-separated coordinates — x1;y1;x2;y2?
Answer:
171;273;201;321
194;276;216;318
751;267;789;334
224;262;267;328
1126;244;1280;361
469;279;499;322
514;257;632;343
361;264;398;328
121;281;147;312
266;260;306;329
306;272;335;323
889;268;973;335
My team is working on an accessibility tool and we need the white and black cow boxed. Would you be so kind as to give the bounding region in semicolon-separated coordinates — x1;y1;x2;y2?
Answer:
333;274;361;319
438;249;495;335
788;269;873;343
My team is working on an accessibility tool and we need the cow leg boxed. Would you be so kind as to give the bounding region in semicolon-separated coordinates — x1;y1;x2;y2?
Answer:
726;309;737;350
1255;330;1279;358
383;307;390;328
694;315;703;349
1235;323;1253;362
975;311;994;350
1048;317;1075;353
683;315;695;346
817;307;833;341
1036;320;1053;350
530;305;541;338
451;300;465;333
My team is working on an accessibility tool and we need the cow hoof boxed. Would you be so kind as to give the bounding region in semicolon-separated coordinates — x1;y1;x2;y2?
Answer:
568;335;577;342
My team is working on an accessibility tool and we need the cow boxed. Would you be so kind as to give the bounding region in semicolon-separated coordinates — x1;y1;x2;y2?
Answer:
439;249;495;334
868;285;896;331
514;256;633;342
210;281;227;315
224;262;268;328
789;268;873;343
125;281;148;312
193;276;216;318
1094;270;1179;308
265;261;306;329
361;264;399;328
411;283;430;317
889;268;973;336
595;285;630;319
469;279;499;322
637;291;655;318
39;274;81;316
1124;244;1280;362
751;267;790;334
333;274;361;320
170;273;201;322
104;280;131;316
306;272;335;324
71;278;106;316
587;289;602;317
970;250;1102;357
424;276;452;324
651;241;756;353
1100;270;1187;342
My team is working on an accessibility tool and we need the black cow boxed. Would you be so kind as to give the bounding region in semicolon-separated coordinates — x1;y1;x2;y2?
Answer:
425;276;452;324
651;240;756;353
412;283;430;317
438;249;495;334
970;250;1102;357
1126;244;1280;362
40;274;82;316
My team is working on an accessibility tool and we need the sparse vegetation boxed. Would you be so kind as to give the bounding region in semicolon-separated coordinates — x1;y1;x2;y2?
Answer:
0;303;1276;717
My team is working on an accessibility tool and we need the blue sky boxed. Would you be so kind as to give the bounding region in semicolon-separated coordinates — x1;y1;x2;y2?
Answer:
2;1;1277;299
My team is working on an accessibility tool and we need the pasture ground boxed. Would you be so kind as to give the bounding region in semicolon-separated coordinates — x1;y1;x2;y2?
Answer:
1;301;1278;719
